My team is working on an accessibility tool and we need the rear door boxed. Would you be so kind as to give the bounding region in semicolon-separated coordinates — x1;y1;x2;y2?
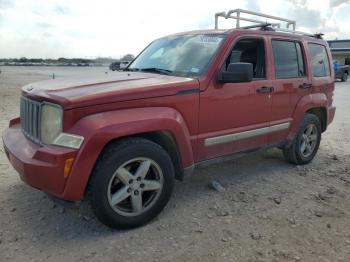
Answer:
197;36;273;161
268;38;311;144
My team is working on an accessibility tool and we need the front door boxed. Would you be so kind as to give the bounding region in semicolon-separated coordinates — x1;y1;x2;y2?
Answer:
197;37;273;161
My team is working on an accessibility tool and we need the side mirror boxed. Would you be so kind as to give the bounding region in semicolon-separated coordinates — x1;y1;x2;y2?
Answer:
218;62;253;83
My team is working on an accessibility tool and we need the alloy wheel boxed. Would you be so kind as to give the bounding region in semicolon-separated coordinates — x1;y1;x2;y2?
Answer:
300;124;318;158
107;158;164;217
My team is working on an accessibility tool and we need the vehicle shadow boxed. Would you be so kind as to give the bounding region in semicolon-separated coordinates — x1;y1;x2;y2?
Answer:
7;147;300;245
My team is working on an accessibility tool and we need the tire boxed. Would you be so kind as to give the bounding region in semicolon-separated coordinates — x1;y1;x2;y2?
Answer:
342;72;348;82
283;113;321;165
88;138;175;229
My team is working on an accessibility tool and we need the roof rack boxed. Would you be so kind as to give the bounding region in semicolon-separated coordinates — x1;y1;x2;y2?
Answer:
215;9;296;30
214;9;323;39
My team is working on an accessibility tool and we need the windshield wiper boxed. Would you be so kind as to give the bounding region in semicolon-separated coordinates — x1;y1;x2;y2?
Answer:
123;68;137;72
131;67;172;75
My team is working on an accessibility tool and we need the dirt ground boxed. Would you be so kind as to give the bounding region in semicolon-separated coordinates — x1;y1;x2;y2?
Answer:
0;66;350;262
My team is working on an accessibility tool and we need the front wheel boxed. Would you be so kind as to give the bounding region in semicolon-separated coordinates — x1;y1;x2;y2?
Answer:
283;114;321;165
88;138;175;229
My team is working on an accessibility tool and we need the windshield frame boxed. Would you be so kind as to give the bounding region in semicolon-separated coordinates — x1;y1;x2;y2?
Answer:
126;33;228;78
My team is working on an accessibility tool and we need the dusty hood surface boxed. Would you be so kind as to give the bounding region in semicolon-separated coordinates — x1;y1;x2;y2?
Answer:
22;72;199;109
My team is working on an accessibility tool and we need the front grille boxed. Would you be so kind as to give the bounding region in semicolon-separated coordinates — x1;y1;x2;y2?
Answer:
20;96;41;144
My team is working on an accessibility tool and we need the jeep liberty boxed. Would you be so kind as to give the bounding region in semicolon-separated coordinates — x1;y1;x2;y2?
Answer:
2;10;336;228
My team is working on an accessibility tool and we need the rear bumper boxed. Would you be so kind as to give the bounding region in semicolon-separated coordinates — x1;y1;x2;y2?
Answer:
327;106;336;126
3;122;77;198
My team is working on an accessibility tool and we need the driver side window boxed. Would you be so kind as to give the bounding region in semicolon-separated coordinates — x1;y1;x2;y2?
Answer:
225;38;266;79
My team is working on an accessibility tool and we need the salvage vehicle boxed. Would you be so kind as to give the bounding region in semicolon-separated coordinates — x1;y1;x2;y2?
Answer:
109;61;130;71
109;61;121;71
2;9;336;229
334;62;349;82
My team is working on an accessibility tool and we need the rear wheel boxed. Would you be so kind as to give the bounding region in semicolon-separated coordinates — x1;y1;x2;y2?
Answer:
283;114;321;165
342;72;348;82
88;138;175;229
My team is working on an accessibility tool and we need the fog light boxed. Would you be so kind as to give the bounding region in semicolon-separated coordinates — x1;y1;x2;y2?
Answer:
64;158;75;178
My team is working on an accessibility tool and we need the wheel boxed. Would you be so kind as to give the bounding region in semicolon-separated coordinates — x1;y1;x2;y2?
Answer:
283;114;321;165
342;72;348;82
88;138;175;229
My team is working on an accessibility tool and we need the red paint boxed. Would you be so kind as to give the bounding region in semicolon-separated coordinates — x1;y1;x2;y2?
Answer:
3;29;335;201
3;123;77;196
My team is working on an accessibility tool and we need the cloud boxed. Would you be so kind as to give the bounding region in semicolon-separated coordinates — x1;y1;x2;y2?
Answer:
245;0;261;12
285;0;308;6
0;0;350;58
53;5;69;15
330;0;350;7
36;22;53;28
0;0;14;9
287;6;323;28
260;0;333;33
42;32;52;38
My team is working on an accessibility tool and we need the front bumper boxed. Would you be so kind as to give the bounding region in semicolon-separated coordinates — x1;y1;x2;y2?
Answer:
3;120;77;197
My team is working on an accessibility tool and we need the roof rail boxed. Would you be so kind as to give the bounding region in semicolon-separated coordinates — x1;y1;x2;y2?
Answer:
215;9;296;30
215;9;323;39
262;27;324;39
240;23;276;30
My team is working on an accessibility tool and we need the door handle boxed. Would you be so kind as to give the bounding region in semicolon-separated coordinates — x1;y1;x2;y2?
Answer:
256;86;274;94
299;83;312;89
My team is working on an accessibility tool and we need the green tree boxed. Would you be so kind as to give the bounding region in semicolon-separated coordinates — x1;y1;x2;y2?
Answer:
19;57;28;62
121;54;135;61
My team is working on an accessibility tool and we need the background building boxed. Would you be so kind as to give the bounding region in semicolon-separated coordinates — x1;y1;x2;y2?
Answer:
327;39;350;65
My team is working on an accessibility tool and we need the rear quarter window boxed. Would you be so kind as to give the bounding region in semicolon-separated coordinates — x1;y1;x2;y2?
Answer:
308;43;330;77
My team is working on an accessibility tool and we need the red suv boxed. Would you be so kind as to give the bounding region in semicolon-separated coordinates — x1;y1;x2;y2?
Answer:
3;16;335;228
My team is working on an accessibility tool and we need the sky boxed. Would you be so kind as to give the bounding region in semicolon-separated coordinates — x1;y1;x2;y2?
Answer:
0;0;349;59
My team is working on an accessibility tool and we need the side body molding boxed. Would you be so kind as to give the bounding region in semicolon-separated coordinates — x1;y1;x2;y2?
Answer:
63;107;194;200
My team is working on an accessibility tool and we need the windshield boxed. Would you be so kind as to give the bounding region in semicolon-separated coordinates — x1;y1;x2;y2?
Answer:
127;34;226;77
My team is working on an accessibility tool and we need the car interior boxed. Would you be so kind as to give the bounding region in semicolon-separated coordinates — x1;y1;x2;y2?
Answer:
225;38;266;79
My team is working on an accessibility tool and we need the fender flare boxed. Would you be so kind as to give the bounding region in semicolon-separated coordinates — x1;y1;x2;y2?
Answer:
63;107;194;200
287;93;328;141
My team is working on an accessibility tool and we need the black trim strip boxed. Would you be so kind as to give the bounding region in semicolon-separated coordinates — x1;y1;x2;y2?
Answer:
176;89;200;95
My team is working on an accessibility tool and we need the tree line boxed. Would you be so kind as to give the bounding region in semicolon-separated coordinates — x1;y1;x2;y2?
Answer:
0;54;135;66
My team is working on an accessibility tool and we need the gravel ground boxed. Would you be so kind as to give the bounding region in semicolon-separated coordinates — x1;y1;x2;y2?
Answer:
0;66;350;262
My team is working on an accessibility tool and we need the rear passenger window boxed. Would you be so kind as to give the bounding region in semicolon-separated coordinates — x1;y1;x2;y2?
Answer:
308;43;330;77
272;40;305;79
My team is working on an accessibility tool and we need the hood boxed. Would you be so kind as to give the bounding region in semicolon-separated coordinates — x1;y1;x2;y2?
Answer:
22;72;199;109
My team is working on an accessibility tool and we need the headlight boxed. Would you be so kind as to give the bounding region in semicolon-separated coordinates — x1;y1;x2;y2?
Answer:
40;103;62;144
40;103;84;149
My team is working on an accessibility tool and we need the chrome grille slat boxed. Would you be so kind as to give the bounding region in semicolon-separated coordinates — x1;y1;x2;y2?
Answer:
29;102;32;137
33;105;38;141
24;101;28;132
30;103;34;138
26;101;30;133
20;97;41;144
